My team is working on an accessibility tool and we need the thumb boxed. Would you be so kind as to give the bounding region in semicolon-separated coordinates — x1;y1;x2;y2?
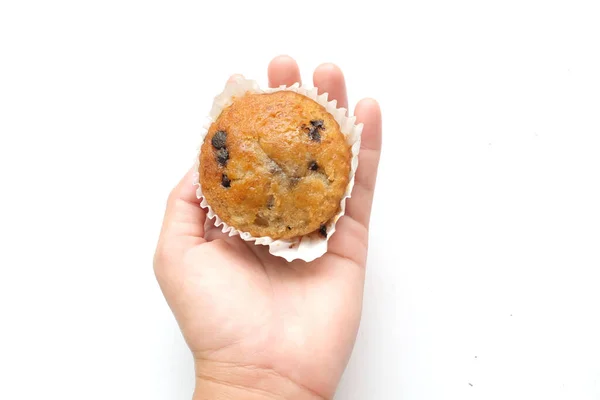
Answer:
158;167;206;245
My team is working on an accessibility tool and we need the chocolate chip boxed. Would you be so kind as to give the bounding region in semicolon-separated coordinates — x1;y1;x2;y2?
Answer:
287;226;292;230
266;195;274;210
221;174;231;188
211;130;227;149
303;120;324;143
308;121;324;142
308;161;318;171
216;148;229;166
310;120;324;129
307;127;321;142
318;224;327;237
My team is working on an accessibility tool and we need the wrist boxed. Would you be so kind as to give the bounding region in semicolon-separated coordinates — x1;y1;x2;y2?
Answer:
193;359;327;400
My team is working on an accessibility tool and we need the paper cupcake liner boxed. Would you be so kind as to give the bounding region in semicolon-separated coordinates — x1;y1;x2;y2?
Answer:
193;76;362;262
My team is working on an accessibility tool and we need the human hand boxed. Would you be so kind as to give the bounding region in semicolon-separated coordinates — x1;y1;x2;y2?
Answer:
154;55;382;400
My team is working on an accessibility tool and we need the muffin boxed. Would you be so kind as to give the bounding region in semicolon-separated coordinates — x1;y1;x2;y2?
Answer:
199;90;351;240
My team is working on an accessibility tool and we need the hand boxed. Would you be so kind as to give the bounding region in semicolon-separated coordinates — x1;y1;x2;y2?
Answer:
154;55;382;400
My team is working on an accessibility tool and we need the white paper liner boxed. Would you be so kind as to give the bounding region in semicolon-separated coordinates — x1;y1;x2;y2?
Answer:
193;76;362;262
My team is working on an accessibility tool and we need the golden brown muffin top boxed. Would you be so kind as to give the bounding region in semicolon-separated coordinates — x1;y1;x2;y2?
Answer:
199;91;351;240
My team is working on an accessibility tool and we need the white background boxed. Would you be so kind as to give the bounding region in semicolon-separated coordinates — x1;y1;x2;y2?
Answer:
1;0;599;399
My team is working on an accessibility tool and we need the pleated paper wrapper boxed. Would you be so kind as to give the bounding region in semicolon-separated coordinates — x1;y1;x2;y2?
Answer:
193;76;362;262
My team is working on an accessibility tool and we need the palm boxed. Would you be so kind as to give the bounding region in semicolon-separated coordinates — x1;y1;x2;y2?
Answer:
155;56;381;399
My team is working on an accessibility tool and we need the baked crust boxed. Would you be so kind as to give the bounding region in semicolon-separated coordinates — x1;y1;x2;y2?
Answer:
199;91;351;240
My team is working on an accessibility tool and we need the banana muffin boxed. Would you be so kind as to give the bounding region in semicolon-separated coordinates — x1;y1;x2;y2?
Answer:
199;90;351;240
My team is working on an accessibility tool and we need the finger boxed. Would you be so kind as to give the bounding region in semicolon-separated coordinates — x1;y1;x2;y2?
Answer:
268;55;301;88
313;63;348;110
344;98;382;228
159;167;206;244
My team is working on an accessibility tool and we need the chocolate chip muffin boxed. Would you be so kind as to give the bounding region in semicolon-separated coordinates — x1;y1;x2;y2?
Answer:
199;90;351;240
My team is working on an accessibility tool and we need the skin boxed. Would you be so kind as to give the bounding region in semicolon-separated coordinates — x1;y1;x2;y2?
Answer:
154;55;382;400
